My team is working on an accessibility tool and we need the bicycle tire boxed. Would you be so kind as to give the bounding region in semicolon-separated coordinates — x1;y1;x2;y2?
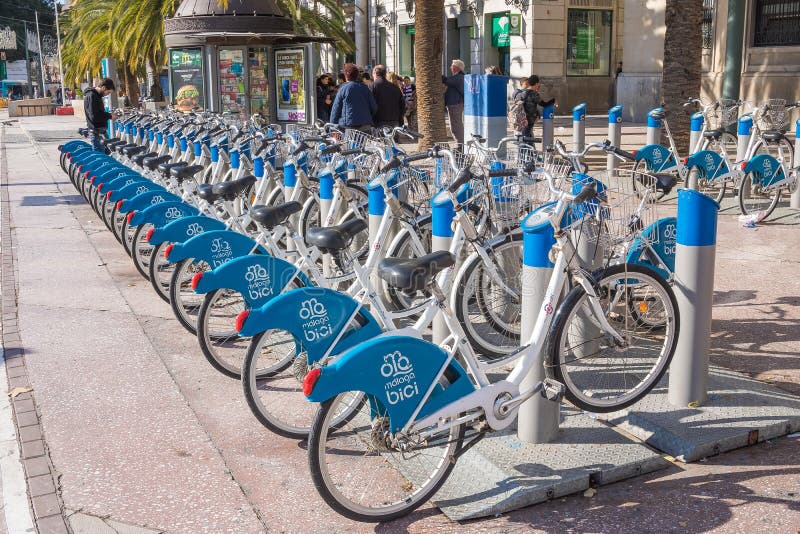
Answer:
453;231;524;359
632;159;669;201
168;258;209;334
308;393;464;522
738;171;781;221
148;241;173;303
687;167;726;204
545;263;679;412
131;223;155;280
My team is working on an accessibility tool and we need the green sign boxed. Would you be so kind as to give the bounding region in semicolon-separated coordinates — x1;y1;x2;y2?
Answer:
492;14;511;47
405;25;415;35
0;61;6;81
170;48;202;68
575;26;596;63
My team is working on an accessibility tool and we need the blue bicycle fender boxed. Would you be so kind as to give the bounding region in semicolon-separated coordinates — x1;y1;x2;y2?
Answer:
129;201;197;227
148;215;226;246
306;336;475;433
91;167;132;185
743;154;787;188
60;140;89;153
100;174;148;195
118;190;179;213
685;150;730;180
635;144;677;172
626;217;676;280
108;181;166;204
238;287;382;362
193;255;312;308
166;230;266;268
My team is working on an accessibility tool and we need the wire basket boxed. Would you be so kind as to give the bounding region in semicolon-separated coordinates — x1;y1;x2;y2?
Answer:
567;169;660;256
709;99;739;130
433;143;476;188
759;98;787;131
397;164;436;214
488;171;553;229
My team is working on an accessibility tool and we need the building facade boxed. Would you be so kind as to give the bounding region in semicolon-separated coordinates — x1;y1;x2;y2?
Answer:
358;0;625;113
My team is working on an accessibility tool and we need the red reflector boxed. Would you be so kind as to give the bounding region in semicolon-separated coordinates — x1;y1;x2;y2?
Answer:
164;243;174;260
97;183;104;192
235;310;250;333
741;161;747;171
631;150;637;159
127;211;135;223
191;271;204;290
303;368;322;396
88;175;95;183
116;200;124;210
106;190;113;199
146;228;155;242
682;157;689;165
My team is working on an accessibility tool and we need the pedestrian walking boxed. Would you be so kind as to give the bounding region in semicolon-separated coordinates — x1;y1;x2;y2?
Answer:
84;78;115;152
316;74;334;123
510;75;554;138
401;76;415;102
404;84;418;133
330;63;377;132
371;65;405;128
443;59;465;149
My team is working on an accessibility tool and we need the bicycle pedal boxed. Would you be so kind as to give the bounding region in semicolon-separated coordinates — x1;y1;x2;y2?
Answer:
541;379;566;402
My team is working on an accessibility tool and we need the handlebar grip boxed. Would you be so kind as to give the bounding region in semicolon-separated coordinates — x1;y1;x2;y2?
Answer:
520;136;540;144
320;144;342;155
403;151;430;164
302;136;326;143
447;168;474;194
573;181;598;204
380;157;402;174
341;148;364;156
404;129;424;139
613;146;636;160
292;145;307;157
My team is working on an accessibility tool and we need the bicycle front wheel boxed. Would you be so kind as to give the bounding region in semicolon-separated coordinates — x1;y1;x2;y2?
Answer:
308;393;464;522
169;258;210;334
546;263;679;412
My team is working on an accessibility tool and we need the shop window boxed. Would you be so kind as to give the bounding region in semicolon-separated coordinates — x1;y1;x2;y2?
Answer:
398;24;415;76
753;0;800;47
378;27;387;66
249;48;269;117
566;9;613;77
169;48;204;111
702;0;715;49
219;48;247;114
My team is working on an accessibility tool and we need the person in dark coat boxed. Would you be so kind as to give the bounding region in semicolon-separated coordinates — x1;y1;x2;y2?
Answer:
330;63;377;131
316;74;334;123
370;65;405;128
84;78;115;152
443;59;465;149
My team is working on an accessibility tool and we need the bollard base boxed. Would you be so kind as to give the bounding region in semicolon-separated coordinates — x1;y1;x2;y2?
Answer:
431;406;669;521
600;366;800;463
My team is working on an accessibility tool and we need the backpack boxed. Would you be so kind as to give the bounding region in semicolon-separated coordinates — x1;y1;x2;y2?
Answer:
509;91;528;131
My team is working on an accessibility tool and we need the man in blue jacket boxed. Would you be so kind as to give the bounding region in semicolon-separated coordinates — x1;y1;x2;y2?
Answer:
330;63;377;132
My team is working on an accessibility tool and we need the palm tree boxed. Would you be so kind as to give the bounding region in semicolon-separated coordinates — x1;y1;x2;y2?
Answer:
661;0;703;152
413;0;448;149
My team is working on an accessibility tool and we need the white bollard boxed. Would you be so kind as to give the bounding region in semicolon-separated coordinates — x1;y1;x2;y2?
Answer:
572;103;586;152
736;116;753;162
647;108;662;146
690;111;704;154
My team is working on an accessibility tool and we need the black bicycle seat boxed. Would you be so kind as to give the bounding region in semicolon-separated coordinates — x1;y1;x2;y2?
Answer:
654;173;677;193
251;202;302;230
305;218;367;253
196;184;218;202
123;145;148;157
171;164;204;183
143;155;171;171
762;130;785;142
132;151;157;166
702;127;725;140
378;251;455;293
158;161;188;177
211;175;257;201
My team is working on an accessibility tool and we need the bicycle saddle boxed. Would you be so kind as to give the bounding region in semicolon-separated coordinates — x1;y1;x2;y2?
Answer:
123;145;148;157
105;139;126;150
101;137;121;147
158;161;188;177
143;155;171;171
211;175;257;201
377;250;455;293
170;164;204;183
305;218;367;254
649;109;666;121
78;128;89;137
654;173;677;194
702;127;725;140
250;201;302;230
196;184;217;202
761;130;785;142
116;143;137;154
132;151;158;166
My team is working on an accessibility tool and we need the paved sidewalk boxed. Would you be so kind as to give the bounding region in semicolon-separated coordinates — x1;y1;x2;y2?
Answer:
0;112;799;532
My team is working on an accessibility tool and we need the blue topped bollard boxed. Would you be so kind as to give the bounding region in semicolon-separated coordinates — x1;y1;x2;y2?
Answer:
517;205;560;444
541;102;555;149
690;111;704;154
737;115;753;162
668;189;718;407
573;103;586;152
647;107;662;146
607;105;623;171
463;74;509;150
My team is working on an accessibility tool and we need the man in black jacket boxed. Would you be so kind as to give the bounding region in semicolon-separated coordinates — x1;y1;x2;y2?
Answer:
84;78;115;152
370;65;405;128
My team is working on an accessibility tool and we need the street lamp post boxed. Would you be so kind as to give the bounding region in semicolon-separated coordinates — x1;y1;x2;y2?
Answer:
34;11;46;97
54;1;66;106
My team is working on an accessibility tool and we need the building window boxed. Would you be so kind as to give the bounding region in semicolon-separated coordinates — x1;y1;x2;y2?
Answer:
566;9;613;76
398;24;415;76
702;0;715;49
753;0;800;47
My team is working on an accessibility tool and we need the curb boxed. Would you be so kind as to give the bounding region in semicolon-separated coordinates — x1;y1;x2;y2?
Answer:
1;125;70;532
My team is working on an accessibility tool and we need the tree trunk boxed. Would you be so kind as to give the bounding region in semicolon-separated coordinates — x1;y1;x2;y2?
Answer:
123;64;140;107
661;0;703;153
414;0;447;150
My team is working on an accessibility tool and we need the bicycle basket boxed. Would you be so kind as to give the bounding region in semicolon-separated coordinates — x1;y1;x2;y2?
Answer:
568;169;660;255
709;99;739;130
759;98;787;131
398;164;435;213
433;143;476;189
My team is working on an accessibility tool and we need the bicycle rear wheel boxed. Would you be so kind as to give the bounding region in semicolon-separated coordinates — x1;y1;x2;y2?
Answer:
131;223;155;279
546;263;679;412
149;242;174;303
308;393;463;522
169;258;210;334
738;171;781;221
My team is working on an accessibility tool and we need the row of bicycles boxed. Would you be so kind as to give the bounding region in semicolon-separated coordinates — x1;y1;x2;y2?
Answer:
59;108;681;522
633;97;799;221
